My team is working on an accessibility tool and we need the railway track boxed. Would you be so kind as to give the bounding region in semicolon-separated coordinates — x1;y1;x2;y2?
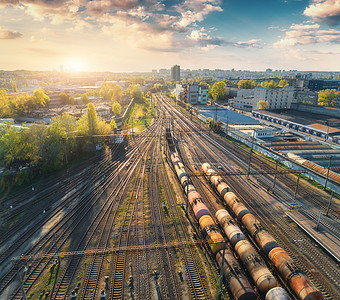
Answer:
1;125;158;299
156;93;340;299
160;140;209;299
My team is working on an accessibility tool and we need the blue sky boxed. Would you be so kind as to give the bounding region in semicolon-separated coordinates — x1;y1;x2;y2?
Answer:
0;0;339;71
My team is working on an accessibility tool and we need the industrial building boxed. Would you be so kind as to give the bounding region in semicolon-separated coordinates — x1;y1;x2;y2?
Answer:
252;110;340;144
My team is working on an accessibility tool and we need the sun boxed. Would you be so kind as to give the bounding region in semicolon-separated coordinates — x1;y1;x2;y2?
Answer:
66;59;85;72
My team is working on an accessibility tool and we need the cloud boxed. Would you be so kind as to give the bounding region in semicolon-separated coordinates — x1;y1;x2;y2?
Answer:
0;0;225;54
86;0;139;16
0;28;22;39
175;0;223;27
27;47;63;56
234;39;262;48
187;27;227;50
304;0;340;26
273;22;340;47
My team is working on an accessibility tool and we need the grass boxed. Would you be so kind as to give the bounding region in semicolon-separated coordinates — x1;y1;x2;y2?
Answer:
124;97;154;133
27;262;60;299
0;211;25;233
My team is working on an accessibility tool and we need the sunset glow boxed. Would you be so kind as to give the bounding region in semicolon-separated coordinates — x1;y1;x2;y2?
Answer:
0;0;339;71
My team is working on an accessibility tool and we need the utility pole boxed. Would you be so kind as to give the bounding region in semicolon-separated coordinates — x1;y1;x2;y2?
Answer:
316;210;322;231
325;191;333;216
291;172;301;209
324;156;332;190
13;262;27;300
272;160;278;193
131;117;134;137
215;103;217;122
247;130;255;180
218;248;226;300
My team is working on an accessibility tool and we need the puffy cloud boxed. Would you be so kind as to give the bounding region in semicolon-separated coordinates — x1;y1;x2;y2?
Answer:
187;27;227;50
234;39;262;48
0;0;224;53
0;28;22;39
86;0;139;16
175;0;223;27
304;0;340;26
273;22;340;47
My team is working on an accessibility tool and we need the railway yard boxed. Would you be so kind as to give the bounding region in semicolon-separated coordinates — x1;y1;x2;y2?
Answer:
0;94;339;300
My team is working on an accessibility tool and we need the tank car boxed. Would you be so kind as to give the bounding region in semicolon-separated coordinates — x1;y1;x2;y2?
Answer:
216;182;230;198
241;213;279;255
202;162;211;173
191;198;211;220
184;183;196;194
265;287;291;300
216;209;245;246
188;190;202;204
235;240;277;294
216;250;257;300
224;192;250;221
199;215;225;255
269;247;323;300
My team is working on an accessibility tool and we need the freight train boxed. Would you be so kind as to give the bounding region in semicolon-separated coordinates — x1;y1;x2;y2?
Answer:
202;163;323;300
165;130;291;299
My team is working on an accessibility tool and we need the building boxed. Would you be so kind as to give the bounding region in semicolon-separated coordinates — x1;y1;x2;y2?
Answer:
176;83;208;105
231;89;258;111
171;65;180;82
254;87;295;110
307;80;340;91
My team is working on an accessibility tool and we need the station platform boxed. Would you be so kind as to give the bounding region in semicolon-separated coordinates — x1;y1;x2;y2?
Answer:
286;210;340;263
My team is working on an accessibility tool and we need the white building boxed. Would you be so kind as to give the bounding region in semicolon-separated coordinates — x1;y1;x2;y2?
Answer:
231;89;258;111
254;87;295;110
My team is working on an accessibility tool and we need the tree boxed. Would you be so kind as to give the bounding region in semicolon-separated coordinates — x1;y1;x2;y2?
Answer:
130;85;143;102
0;90;10;117
11;81;17;92
238;80;256;89
82;94;89;103
60;93;71;105
112;102;121;115
278;79;289;87
32;88;50;108
99;82;122;102
318;89;339;107
110;119;117;129
261;80;277;90
258;100;269;110
87;102;98;135
210;81;226;101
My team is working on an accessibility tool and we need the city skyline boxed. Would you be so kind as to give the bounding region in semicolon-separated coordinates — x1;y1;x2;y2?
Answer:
0;0;339;72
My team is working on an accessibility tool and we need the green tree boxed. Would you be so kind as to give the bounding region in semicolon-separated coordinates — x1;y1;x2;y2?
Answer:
32;88;50;108
0;90;10;117
99;82;122;102
59;93;74;105
82;94;89;103
110;119;117;129
112;102;122;115
87;102;98;135
318;89;339;107
130;85;143;102
210;81;226;101
261;80;277;90
11;81;17;92
258;100;269;110
238;80;256;89
278;79;289;87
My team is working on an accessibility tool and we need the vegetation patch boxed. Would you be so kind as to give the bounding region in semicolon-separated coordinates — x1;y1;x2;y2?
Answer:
27;262;60;299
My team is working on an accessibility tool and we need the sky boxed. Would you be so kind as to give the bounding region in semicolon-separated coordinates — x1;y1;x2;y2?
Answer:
0;0;339;72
